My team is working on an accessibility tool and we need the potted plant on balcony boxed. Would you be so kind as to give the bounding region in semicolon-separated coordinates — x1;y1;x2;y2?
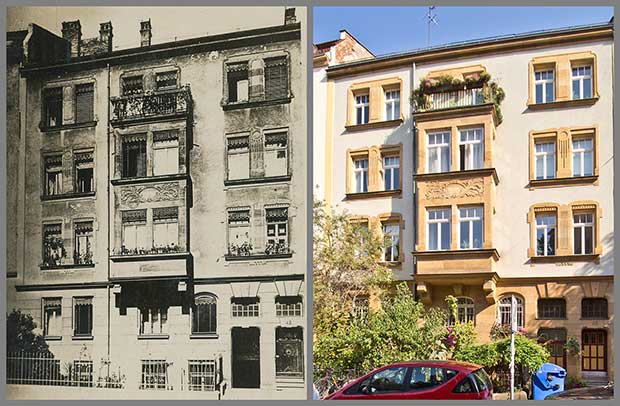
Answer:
228;241;253;257
43;235;66;267
265;240;289;255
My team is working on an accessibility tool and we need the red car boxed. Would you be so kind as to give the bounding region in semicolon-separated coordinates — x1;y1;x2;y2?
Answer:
324;360;493;400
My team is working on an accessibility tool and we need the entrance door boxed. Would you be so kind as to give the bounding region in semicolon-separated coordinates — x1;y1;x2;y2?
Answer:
276;327;304;379
538;328;567;369
232;327;260;388
582;330;607;372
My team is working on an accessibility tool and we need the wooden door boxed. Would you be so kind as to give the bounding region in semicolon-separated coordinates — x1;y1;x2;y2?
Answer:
582;330;607;372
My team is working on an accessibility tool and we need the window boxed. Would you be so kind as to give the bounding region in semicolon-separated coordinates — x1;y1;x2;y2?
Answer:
140;360;168;390
266;207;288;254
573;212;594;255
226;135;250;180
231;297;260;317
571;65;592;100
572;138;594;177
43;223;64;266
427;208;451;251
156;71;178;90
409;367;458;392
74;152;94;193
383;156;400;191
43;87;63;128
192;294;217;335
264;131;288;177
139;307;168;336
453;370;492;394
121;210;148;253
264;57;288;100
459;206;483;249
188;360;217;391
498;295;524;328
75;83;94;123
353;158;369;193
152;207;179;249
122;136;147;178
449;297;475;325
538;299;566;319
534;70;554;103
384;90;400;120
581;298;608;319
427;131;451;173
534;142;556;179
538;328;567;369
73;297;93;337
43;298;62;337
276;296;302;317
73;360;94;387
355;94;369;125
122;75;143;96
276;327;304;378
459;128;484;170
227;209;251;256
382;223;400;262
359;367;407;393
74;221;93;265
536;214;556;256
44;155;63;196
153;131;179;176
227;62;249;103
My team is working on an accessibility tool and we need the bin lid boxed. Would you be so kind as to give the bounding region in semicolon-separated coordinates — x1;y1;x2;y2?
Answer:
537;363;566;375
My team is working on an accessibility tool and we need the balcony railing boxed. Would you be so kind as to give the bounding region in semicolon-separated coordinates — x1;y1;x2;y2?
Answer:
110;85;192;123
424;88;484;111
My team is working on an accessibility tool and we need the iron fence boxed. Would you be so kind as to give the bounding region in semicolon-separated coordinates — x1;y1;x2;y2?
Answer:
426;88;484;111
110;86;192;123
6;352;125;389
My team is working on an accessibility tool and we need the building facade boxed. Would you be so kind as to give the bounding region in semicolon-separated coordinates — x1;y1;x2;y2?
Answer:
314;22;614;382
7;8;306;399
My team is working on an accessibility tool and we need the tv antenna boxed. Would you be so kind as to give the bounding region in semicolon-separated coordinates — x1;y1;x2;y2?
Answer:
424;6;439;48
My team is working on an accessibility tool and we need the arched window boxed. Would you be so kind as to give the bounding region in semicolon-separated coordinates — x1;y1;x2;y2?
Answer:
448;297;475;325
497;295;524;328
192;294;217;335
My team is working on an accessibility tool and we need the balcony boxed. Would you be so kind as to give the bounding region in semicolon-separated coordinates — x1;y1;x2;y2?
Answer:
224;241;292;261
110;85;192;125
424;88;484;111
109;244;190;280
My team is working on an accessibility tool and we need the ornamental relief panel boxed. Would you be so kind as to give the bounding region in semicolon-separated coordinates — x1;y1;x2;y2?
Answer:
424;178;484;200
120;182;180;207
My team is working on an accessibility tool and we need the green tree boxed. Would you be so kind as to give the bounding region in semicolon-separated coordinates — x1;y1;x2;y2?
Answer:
6;309;50;354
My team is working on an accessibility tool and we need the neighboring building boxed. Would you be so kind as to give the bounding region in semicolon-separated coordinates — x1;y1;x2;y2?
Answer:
6;8;306;399
315;22;614;382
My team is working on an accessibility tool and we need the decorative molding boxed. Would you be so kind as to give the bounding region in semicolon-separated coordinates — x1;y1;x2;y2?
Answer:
424;178;484;200
120;182;180;206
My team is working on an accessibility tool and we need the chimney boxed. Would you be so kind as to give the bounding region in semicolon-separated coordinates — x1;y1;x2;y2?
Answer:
99;21;113;53
140;19;152;47
62;20;82;57
284;8;296;25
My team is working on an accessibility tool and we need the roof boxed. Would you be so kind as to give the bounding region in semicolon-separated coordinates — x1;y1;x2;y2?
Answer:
327;21;613;77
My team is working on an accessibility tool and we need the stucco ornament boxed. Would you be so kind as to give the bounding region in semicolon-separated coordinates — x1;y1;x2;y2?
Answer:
424;178;484;200
120;183;179;207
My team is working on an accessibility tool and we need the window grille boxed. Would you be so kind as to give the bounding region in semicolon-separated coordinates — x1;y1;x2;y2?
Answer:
231;297;260;317
276;296;302;317
188;360;217;391
140;360;168;390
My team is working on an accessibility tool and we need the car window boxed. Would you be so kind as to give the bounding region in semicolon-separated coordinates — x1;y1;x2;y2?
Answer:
409;367;458;391
473;369;493;391
361;367;407;393
453;375;477;393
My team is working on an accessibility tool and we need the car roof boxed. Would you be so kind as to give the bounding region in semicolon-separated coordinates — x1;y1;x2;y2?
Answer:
381;360;483;372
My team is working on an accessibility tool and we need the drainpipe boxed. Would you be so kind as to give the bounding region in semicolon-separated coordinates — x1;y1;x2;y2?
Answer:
411;61;418;301
106;62;111;372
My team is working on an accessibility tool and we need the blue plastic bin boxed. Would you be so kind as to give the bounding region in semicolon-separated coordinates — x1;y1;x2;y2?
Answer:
531;363;566;400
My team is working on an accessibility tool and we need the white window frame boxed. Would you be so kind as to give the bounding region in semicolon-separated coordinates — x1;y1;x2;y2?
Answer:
353;158;369;193
534;69;554;103
571;65;592;100
384;90;400;121
382;155;400;191
534;141;556;180
382;223;400;262
138;307;168;336
458;206;483;250
458;128;484;170
355;94;369;125
573;212;594;255
152;138;179;176
498;295;524;328
572;138;594;177
449;297;475;326
42;298;62;337
427;131;451;173
535;214;557;256
427;208;451;251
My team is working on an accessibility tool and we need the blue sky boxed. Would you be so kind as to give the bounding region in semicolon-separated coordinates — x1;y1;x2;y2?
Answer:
314;6;614;56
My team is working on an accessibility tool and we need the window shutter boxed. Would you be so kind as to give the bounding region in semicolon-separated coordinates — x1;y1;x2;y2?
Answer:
75;83;94;123
264;57;288;100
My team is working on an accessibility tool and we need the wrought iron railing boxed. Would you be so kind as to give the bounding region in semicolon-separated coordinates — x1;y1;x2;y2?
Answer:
424;88;484;111
110;85;192;123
